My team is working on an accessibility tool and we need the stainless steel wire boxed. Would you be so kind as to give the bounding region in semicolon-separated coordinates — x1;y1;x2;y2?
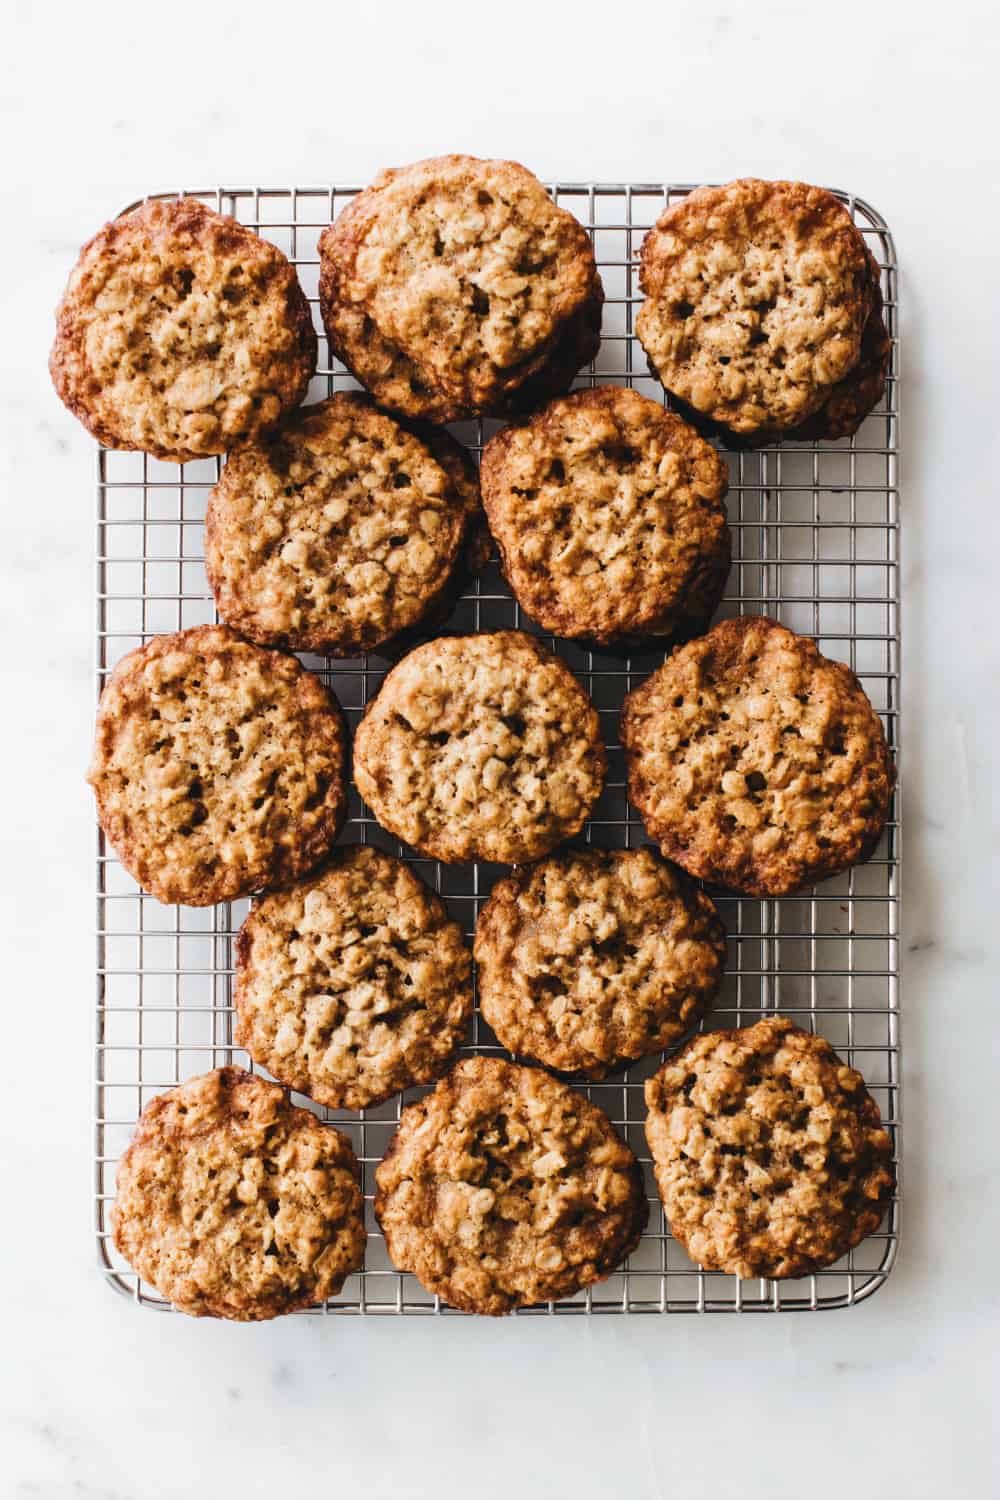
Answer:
94;182;900;1314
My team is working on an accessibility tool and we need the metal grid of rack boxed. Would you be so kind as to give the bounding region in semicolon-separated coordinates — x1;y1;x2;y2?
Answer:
94;182;900;1314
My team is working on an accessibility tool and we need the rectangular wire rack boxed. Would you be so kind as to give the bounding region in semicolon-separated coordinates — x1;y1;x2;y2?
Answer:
94;181;900;1315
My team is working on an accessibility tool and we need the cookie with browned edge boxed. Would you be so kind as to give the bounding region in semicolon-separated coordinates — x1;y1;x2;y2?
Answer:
319;155;602;422
235;846;473;1110
113;1067;365;1319
375;1055;647;1314
50;198;315;461
620;615;893;896
480;386;731;646
475;847;725;1079
666;267;890;447
353;630;606;864
206;394;482;656
88;625;347;906
636;180;882;438
644;1017;895;1278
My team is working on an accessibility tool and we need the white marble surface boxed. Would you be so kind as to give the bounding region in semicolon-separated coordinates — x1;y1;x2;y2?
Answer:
2;2;998;1496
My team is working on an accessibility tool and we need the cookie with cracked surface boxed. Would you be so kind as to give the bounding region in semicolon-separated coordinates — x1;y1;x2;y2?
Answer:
636;180;878;437
112;1067;365;1319
353;630;606;864
620;616;894;896
234;846;473;1110
480;387;731;647
318;155;602;422
205;394;482;657
671;259;890;447
375;1055;647;1314
88;625;347;906
644;1017;895;1279
475;847;726;1080
50;198;315;462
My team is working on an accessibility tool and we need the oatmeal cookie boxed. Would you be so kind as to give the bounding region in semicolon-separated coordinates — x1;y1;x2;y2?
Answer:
50;198;315;462
480;387;731;646
375;1055;647;1314
636;180;878;437
353;630;606;864
620;616;894;896
234;846;473;1110
475;847;725;1079
112;1067;365;1319
88;625;347;906
205;394;480;656
318;155;602;422
671;260;890;447
644;1017;895;1278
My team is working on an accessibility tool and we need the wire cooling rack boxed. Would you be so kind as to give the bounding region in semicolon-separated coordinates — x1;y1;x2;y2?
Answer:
94;182;900;1315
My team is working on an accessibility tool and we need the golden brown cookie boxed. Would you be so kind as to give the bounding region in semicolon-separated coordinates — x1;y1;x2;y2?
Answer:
89;625;347;906
50;198;315;462
375;1056;647;1314
205;394;482;657
620;616;894;896
318;155;602;422
475;847;725;1079
112;1067;366;1319
671;259;891;447
480;387;731;646
234;846;473;1110
636;180;879;437
353;630;606;864
644;1017;895;1279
